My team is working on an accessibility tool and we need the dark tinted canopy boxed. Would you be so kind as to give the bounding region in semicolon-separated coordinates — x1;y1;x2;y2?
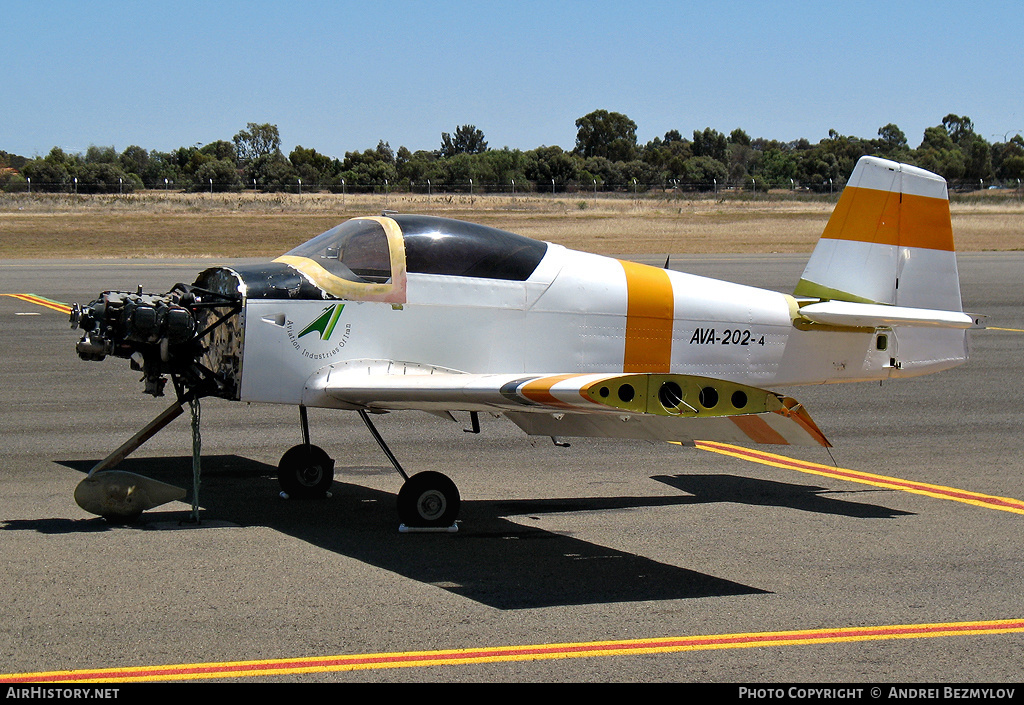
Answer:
284;215;548;285
394;214;547;281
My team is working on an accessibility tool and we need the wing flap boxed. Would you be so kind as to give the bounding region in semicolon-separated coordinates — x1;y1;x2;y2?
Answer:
506;399;828;447
304;365;830;447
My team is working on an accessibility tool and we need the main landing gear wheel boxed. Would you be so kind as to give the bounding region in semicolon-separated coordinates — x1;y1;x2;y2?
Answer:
397;471;460;528
278;444;335;498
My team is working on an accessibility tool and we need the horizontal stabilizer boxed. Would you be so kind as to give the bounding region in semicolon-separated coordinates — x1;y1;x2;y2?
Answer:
798;301;984;330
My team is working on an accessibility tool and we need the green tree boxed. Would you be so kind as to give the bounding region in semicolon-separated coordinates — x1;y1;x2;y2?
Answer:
524;145;580;189
440;125;488;157
396;149;437;185
916;124;967;181
233;123;282;164
119;145;149;177
941;114;975;147
574;110;638;162
142;151;184;189
76;162;138;193
201;140;238;163
680;156;727;190
691;127;728;163
760;148;799;187
21;147;76;191
728;128;751;147
339;142;397;188
85;145;118;164
193;158;243;192
0;150;29;171
993;135;1024;180
21;158;69;191
876;123;908;157
249;152;299;191
583;156;622;188
961;134;993;181
472;148;527;189
290;145;335;186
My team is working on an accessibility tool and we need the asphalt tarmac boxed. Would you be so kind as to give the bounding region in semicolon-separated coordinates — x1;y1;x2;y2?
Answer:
1;253;1022;684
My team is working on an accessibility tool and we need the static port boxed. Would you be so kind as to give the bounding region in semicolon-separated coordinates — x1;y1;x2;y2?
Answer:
658;381;684;409
698;386;719;409
731;390;748;409
617;384;635;403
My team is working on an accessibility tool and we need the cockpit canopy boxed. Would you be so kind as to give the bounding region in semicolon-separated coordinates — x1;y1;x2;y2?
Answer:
283;214;548;285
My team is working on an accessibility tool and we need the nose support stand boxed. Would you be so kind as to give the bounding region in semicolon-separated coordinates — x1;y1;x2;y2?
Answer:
73;392;199;521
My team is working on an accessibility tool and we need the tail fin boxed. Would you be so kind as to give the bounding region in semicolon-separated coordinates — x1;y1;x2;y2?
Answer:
795;156;963;312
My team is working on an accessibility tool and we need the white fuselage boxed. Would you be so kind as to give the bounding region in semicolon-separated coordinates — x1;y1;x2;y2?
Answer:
236;243;929;407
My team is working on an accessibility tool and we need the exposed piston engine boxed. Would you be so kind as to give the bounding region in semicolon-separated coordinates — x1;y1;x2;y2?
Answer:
71;283;242;400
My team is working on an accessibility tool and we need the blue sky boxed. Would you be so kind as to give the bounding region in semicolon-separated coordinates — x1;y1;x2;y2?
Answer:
3;0;1022;160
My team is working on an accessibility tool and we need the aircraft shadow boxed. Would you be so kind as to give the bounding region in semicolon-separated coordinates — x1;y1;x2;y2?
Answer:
651;474;914;519
29;455;906;609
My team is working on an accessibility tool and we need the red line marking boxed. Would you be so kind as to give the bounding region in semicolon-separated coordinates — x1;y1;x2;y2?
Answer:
695;441;1024;512
5;619;1024;682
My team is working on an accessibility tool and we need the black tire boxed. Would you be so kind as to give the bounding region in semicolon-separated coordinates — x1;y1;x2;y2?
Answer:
397;471;460;528
278;444;335;498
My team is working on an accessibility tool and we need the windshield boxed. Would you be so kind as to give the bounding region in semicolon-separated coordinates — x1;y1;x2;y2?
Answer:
283;218;392;283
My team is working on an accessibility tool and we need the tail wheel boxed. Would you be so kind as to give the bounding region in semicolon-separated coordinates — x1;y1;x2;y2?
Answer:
278;444;335;498
397;471;460;528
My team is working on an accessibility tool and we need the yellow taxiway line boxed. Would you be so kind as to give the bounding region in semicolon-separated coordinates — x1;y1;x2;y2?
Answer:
694;441;1024;515
2;618;1022;682
1;293;72;315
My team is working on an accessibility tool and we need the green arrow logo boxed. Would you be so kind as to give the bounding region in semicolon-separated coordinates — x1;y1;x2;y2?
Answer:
298;304;345;341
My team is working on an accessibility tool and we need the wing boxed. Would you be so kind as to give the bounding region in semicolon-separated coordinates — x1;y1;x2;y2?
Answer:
302;361;830;447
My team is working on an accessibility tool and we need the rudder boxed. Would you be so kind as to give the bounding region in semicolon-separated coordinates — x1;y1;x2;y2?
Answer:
795;156;963;312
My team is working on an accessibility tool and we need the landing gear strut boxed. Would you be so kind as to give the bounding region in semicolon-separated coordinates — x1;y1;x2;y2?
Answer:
357;410;460;528
279;406;461;528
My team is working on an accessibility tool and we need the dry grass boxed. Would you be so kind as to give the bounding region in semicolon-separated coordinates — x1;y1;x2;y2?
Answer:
1;190;1021;258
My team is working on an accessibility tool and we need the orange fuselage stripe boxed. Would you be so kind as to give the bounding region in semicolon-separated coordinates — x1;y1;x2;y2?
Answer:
822;186;954;251
620;260;674;373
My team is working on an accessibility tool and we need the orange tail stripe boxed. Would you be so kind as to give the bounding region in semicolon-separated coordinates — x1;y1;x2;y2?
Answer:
823;186;954;251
